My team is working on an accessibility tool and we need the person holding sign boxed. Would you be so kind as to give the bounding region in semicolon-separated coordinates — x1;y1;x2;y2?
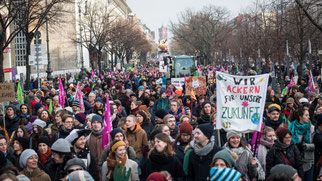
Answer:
223;131;265;180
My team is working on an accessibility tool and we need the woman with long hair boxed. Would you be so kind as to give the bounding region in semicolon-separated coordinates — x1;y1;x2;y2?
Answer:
29;119;49;150
10;125;29;143
11;137;28;170
37;136;52;171
224;131;265;180
130;100;140;115
197;101;215;125
101;140;139;181
257;126;276;172
288;108;315;180
141;133;182;180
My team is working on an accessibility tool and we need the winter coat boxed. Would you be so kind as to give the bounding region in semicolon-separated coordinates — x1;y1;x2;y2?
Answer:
21;167;51;181
152;98;169;120
266;140;303;177
185;142;222;181
141;150;183;181
74;147;99;181
101;156;139;181
224;143;264;180
50;126;72;145
46;159;68;181
257;138;274;172
87;132;103;165
0;114;19;137
141;122;154;140
313;130;322;165
124;123;148;159
172;140;188;164
197;114;211;125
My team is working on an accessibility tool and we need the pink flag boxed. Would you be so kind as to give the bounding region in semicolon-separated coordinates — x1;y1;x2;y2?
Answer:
286;75;294;94
91;70;96;78
226;66;228;72
100;75;104;79
220;66;224;72
75;83;85;111
102;94;112;149
58;76;66;108
307;71;316;96
251;123;264;156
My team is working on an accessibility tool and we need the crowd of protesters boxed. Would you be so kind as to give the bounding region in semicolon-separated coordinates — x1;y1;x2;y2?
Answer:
0;62;321;181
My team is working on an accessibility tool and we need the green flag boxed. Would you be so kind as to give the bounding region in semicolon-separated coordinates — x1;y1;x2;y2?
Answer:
17;82;24;104
48;99;53;115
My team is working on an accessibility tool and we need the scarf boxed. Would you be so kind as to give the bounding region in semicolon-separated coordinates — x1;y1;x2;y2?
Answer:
193;139;215;156
38;148;52;165
20;114;31;121
288;120;311;144
149;150;172;164
260;137;274;149
92;128;103;135
106;154;127;181
264;116;283;130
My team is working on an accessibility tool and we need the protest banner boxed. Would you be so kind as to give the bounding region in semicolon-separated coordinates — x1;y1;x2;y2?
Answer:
41;81;53;88
0;83;16;102
171;77;185;90
215;72;269;132
185;76;207;96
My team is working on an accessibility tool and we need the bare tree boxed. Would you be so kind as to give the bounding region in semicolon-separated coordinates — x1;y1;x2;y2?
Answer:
9;0;72;88
294;0;322;32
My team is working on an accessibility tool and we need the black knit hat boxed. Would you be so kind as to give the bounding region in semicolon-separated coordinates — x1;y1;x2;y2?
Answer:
38;136;50;147
197;123;214;139
109;128;124;140
201;100;212;108
15;137;29;150
155;109;167;119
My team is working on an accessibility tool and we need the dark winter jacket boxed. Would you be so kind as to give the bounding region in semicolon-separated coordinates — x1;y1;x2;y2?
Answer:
1;114;19;137
313;130;322;165
185;142;222;181
50;126;72;145
46;159;68;181
266;140;303;178
172;140;187;164
141;150;183;181
74;147;99;181
197;114;211;125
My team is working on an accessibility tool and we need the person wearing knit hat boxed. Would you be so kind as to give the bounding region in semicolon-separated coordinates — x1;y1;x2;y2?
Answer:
209;167;242;181
32;119;46;128
265;103;285;131
226;130;242;141
101;140;139;181
4;104;20;136
224;129;265;180
19;149;51;181
284;98;295;119
66;129;99;181
98;128;138;169
173;122;193;163
72;100;80;113
64;157;86;172
197;123;214;139
12;137;29;170
37;136;51;168
268;164;300;180
67;170;94;181
47;138;74;181
74;112;86;129
147;172;167;181
155;109;168;124
88;114;104;166
211;149;237;168
138;86;145;91
186;123;222;181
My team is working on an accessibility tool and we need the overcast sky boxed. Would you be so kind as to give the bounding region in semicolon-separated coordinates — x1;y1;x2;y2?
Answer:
127;0;254;41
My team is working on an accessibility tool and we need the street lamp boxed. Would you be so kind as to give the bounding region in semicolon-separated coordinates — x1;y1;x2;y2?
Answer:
78;2;86;79
45;0;53;81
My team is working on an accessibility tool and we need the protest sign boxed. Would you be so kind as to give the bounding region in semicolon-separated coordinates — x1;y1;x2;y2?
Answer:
41;81;53;88
171;78;185;90
185;76;207;96
159;61;167;72
216;72;269;132
156;78;162;84
0;83;15;102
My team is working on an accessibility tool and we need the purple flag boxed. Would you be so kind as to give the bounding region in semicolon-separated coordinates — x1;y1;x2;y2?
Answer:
102;94;112;149
75;83;85;111
58;76;66;108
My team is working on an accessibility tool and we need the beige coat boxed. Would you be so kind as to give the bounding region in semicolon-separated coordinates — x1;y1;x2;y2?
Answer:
101;157;139;181
21;167;51;181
